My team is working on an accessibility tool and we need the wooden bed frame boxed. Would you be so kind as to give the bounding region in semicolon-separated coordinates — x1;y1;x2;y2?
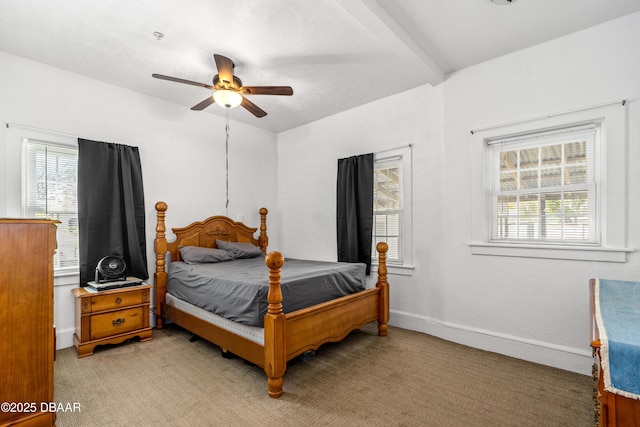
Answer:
153;201;389;398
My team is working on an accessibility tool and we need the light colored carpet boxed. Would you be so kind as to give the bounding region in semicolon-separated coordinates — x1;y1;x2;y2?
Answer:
54;324;594;426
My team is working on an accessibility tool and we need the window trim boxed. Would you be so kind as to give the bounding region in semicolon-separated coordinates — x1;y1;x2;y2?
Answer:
469;102;631;262
372;145;414;274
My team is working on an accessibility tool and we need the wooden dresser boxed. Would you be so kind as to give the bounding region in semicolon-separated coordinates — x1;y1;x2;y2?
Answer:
72;284;152;357
0;219;58;427
590;278;640;427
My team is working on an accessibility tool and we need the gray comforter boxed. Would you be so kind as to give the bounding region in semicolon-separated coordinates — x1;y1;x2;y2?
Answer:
167;257;366;327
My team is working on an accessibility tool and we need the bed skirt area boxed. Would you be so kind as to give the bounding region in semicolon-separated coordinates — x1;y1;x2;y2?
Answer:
166;293;264;346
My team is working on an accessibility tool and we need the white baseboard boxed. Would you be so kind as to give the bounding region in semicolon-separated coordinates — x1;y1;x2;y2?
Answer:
57;310;594;375
388;310;593;376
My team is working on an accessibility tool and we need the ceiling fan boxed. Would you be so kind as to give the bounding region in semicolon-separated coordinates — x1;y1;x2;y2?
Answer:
152;54;293;118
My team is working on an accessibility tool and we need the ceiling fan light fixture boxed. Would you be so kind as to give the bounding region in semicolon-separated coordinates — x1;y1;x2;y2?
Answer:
153;53;286;117
214;90;242;109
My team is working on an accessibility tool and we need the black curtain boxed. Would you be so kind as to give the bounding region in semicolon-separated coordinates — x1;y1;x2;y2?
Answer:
77;139;148;286
336;153;374;274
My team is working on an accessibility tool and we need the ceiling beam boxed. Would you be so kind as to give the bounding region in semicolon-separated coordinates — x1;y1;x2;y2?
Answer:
336;0;445;86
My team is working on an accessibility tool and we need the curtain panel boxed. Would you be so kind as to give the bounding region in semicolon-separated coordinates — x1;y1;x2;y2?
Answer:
77;139;148;285
336;153;374;274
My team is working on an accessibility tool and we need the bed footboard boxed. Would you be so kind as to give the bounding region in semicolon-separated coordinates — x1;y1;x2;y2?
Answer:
263;242;389;398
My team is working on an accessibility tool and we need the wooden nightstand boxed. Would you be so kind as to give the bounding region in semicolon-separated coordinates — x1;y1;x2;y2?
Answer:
72;284;153;357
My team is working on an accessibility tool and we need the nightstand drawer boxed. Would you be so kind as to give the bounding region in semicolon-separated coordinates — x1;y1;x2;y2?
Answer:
90;307;144;340
89;288;147;312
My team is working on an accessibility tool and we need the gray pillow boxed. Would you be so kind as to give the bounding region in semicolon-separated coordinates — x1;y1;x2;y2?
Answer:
179;246;233;264
215;240;263;259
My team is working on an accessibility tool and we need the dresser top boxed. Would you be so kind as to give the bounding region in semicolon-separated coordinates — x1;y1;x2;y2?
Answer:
0;218;61;224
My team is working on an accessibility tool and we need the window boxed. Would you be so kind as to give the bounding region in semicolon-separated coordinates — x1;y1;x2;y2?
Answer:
469;102;630;262
372;145;413;272
373;157;402;260
490;123;599;245
23;139;79;273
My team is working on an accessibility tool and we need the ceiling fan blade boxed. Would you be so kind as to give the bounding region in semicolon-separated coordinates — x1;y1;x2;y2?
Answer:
152;73;215;90
240;86;293;96
190;96;215;111
241;97;267;118
214;54;234;86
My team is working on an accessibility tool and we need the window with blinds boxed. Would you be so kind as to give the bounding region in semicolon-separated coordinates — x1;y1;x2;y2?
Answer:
489;123;600;245
24;139;79;272
373;157;402;262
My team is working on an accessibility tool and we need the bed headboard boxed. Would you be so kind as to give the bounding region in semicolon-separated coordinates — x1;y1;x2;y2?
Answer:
154;201;269;328
154;201;268;262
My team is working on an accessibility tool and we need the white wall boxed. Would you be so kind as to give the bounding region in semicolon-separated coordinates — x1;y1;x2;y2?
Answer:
277;12;640;374
0;51;279;350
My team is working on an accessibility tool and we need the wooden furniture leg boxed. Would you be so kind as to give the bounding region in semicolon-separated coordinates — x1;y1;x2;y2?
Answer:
375;242;389;337
154;201;168;329
264;251;286;398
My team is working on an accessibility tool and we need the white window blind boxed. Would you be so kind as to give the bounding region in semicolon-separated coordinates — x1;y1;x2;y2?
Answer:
373;157;402;262
488;123;600;245
24;139;79;272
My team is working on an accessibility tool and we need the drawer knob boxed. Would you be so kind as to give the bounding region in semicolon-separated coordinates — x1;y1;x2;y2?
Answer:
115;297;122;304
112;318;126;327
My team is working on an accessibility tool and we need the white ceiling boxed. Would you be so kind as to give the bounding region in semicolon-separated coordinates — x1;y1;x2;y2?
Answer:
1;0;639;133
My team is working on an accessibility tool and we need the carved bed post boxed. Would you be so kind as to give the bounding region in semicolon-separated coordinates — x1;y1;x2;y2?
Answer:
263;251;286;398
154;201;168;329
376;242;389;337
259;207;269;253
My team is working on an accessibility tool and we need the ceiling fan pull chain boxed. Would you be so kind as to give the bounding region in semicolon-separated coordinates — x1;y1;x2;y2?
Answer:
225;110;230;217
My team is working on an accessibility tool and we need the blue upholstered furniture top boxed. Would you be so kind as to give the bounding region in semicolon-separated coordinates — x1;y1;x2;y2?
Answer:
595;278;640;399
